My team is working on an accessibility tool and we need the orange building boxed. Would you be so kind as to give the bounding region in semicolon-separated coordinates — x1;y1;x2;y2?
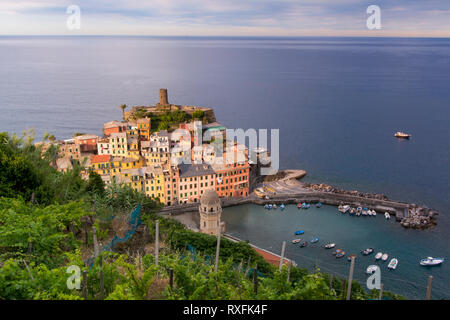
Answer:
74;134;98;153
103;121;127;137
137;118;151;140
212;161;250;198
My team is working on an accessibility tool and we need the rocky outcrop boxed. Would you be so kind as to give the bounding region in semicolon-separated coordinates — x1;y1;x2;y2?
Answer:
400;205;438;229
303;183;389;200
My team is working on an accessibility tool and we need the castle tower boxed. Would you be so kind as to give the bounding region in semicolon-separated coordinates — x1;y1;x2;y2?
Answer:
159;88;169;105
199;189;225;235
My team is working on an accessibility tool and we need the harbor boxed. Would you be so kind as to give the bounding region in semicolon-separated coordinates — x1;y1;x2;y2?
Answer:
159;170;439;230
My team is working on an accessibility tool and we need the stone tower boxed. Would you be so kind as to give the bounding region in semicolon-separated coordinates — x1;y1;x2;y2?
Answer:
199;189;225;235
159;88;169;105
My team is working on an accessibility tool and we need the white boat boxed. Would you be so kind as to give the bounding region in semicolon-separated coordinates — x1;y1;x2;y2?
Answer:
382;253;389;261
388;258;398;270
272;204;277;209
292;239;302;244
362;210;368;216
356;210;361;217
420;257;444;266
372;210;377;217
366;265;379;274
325;243;336;249
338;205;350;213
394;132;411;139
375;252;383;260
385;212;391;219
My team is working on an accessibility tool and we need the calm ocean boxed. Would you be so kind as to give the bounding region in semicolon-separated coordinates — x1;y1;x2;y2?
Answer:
0;36;449;299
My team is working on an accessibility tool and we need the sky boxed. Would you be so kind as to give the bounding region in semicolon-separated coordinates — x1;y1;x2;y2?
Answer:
0;0;449;37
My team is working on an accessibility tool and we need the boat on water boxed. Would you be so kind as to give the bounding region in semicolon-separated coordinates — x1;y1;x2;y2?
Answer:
385;212;391;219
280;204;286;210
347;254;357;262
382;253;389;262
372;210;377;217
301;202;311;209
349;208;356;215
332;249;342;255
375;252;383;260
311;237;319;243
292;239;302;244
325;243;336;249
362;208;369;216
394;131;411;139
297;203;302;209
264;204;272;210
338;205;350;213
316;202;322;208
420;257;445;266
366;265;379;274
272;204;277;209
336;251;345;258
299;241;308;248
362;248;374;256
388;258;399;270
295;230;305;235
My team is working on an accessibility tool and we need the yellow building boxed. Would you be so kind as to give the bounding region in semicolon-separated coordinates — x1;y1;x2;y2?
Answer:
137;118;151;140
109;132;128;157
143;165;165;204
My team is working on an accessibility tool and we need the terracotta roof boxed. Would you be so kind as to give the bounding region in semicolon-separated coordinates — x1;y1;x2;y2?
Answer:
90;154;111;163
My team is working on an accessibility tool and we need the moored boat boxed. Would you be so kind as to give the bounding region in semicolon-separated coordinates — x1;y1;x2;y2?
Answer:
299;241;308;248
280;204;286;210
336;251;345;258
349;208;356;215
420;257;444;266
295;230;305;235
362;248;374;256
292;239;302;244
316;202;322;208
325;243;336;249
385;212;391;219
272;204;277;209
388;258;398;270
366;265;379;274
375;252;383;260
381;253;389;262
311;237;319;243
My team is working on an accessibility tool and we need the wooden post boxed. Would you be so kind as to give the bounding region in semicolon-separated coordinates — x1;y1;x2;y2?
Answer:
279;241;286;271
92;227;99;258
253;264;258;295
379;283;384;300
346;255;356;300
169;268;174;289
82;270;88;300
341;279;346;300
30;192;35;206
329;275;334;290
27;241;33;256
287;260;291;283
99;254;104;300
155;220;159;266
215;221;222;272
426;275;433;300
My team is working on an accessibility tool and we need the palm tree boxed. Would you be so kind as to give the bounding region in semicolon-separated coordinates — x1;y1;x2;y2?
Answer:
120;104;127;121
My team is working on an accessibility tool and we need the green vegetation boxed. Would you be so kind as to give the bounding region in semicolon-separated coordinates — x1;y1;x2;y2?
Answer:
0;131;404;300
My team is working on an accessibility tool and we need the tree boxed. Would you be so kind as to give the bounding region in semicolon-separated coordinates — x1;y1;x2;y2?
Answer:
86;171;106;196
120;104;127;121
192;110;204;119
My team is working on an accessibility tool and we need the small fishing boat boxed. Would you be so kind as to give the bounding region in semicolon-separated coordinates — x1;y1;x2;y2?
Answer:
375;252;383;260
336;251;345;258
311;237;319;243
356;207;362;214
297;203;302;209
272;204;277;209
292;239;302;244
372;210;377;217
356;210;361;217
338;205;350;213
349;208;356;215
280;204;286;210
420;257;445;266
301;202;311;209
325;243;336;249
394;131;411;139
295;230;305;235
388;258;398;270
362;248;374;256
264;204;271;210
299;241;308;248
366;265;379;274
316;202;322;208
347;254;357;262
385;212;391;220
332;249;342;255
362;209;368;216
381;253;389;262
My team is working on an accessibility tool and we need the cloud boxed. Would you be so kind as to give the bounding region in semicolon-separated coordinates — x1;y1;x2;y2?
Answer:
0;0;449;36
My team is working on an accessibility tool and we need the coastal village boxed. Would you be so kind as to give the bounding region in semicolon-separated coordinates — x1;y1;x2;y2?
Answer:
38;89;252;208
